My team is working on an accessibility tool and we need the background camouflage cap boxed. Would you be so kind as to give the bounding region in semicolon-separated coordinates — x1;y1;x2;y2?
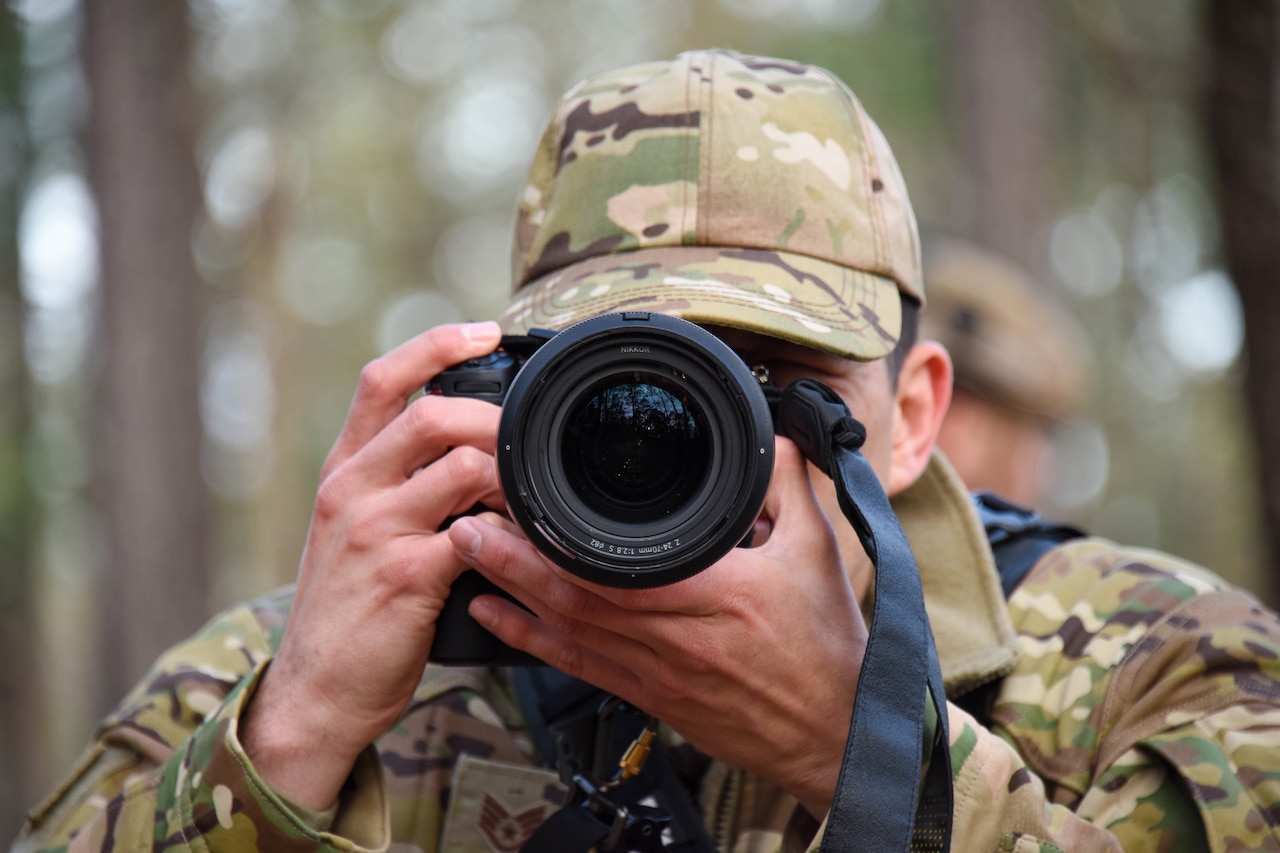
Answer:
921;238;1090;420
499;48;923;360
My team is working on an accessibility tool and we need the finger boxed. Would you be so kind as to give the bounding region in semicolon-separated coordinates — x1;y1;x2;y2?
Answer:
467;593;646;700
324;322;501;476
449;516;705;669
449;514;697;617
472;510;519;534
310;400;503;539
462;556;746;721
760;437;821;528
758;438;846;568
352;393;502;487
395;445;504;532
449;516;624;623
292;525;472;630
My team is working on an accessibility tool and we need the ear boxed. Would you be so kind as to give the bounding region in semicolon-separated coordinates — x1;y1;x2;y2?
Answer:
885;341;952;496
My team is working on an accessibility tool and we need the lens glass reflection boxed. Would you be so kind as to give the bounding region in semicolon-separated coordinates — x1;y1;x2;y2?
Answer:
562;372;712;525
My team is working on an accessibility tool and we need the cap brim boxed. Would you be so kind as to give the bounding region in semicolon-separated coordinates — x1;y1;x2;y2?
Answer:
499;246;901;360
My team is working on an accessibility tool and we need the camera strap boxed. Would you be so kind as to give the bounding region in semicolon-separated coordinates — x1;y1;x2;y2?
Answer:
774;378;952;853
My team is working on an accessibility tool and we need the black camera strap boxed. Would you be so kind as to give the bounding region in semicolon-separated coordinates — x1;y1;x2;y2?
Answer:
774;379;952;853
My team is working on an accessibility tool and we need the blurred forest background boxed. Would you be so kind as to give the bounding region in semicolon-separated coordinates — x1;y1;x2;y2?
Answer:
1;0;1277;839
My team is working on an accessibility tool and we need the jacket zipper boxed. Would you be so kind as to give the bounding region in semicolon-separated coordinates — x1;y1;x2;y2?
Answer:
707;763;743;852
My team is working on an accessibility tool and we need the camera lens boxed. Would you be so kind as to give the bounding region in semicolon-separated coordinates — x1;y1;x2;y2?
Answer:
561;373;712;526
497;312;775;588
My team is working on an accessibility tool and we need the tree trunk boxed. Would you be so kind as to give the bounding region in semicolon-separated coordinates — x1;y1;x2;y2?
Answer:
82;0;211;711
0;4;35;840
943;0;1056;270
1204;0;1280;607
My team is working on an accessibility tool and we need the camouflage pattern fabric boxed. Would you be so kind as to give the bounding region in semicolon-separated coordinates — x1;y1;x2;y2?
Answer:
500;49;917;362
18;525;1280;851
973;539;1280;852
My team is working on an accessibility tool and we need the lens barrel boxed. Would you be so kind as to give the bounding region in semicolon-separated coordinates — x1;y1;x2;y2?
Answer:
497;313;774;588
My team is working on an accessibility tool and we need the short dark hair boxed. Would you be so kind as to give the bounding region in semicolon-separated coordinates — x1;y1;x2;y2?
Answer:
884;293;920;387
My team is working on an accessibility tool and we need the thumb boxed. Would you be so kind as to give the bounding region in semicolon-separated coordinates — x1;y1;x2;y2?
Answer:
763;437;826;527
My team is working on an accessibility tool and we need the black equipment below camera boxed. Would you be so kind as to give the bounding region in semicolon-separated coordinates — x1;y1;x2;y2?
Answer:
427;312;775;665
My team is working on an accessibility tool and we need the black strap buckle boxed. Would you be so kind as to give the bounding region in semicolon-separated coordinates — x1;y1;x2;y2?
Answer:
520;694;674;852
566;771;671;852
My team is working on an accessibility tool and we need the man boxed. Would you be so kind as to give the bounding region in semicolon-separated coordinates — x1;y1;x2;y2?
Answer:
17;50;1280;852
920;238;1089;506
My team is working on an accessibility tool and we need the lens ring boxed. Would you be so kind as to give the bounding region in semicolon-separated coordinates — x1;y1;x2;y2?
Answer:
497;313;774;588
525;349;742;542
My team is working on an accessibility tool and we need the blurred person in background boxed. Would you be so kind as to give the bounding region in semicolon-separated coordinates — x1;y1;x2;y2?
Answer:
921;239;1089;507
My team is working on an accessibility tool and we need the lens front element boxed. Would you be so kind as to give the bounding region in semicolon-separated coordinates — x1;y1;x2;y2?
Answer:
562;373;712;527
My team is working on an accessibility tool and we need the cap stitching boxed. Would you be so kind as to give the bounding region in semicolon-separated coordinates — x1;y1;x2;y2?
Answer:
538;283;874;314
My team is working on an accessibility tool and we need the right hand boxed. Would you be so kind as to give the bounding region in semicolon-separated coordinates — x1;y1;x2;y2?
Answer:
241;321;506;811
448;436;868;819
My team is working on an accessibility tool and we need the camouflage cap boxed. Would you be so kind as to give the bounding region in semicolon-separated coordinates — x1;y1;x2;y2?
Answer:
499;49;922;360
921;239;1090;420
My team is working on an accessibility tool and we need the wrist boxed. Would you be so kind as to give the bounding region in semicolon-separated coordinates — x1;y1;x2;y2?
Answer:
239;666;367;812
791;761;839;820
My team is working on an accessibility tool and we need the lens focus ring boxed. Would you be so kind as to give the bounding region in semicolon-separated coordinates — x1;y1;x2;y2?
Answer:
496;313;774;588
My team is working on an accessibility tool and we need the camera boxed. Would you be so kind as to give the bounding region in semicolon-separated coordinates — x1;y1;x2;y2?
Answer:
426;311;776;664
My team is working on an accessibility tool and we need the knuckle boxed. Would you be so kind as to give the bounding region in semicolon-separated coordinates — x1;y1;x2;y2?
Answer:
774;436;804;466
545;579;592;623
550;640;585;679
314;479;384;552
681;639;720;678
312;472;348;524
355;358;394;401
402;394;442;438
543;604;588;641
368;549;417;596
653;669;694;705
343;507;383;554
654;641;714;700
443;446;494;487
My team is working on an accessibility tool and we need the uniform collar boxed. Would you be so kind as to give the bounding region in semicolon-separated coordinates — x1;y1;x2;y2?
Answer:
890;449;1020;695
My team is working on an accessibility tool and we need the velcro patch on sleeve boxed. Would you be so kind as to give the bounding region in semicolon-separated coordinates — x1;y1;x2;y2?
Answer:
441;754;568;853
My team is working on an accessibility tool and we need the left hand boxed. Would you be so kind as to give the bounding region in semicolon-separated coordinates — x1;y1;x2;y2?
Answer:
448;437;868;817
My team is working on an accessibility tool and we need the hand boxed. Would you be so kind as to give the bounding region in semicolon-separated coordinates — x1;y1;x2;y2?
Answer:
449;437;868;817
242;321;505;810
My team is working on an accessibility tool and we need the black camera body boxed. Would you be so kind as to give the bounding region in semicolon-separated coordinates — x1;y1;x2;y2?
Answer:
426;333;549;406
426;312;776;665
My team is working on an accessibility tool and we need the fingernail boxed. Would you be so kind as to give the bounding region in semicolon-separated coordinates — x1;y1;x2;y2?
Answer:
452;517;482;558
469;597;497;628
461;321;501;342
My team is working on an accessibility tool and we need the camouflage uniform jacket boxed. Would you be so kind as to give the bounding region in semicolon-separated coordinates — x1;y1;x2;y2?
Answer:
17;454;1280;852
